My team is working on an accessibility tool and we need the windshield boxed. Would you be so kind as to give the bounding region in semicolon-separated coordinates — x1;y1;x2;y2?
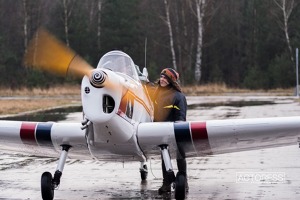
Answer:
97;50;139;81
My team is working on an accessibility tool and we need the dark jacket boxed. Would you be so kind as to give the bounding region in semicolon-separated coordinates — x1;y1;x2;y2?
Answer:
153;85;187;122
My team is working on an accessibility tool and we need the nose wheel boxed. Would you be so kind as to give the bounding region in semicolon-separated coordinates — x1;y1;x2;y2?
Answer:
41;145;71;200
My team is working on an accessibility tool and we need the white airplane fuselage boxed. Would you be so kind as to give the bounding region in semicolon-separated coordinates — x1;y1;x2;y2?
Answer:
81;68;153;161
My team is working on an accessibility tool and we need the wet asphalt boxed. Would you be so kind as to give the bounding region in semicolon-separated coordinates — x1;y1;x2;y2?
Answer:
1;95;300;199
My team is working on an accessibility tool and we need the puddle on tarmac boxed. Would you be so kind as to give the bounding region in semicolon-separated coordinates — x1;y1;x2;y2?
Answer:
188;100;275;109
0;101;276;121
0;106;82;121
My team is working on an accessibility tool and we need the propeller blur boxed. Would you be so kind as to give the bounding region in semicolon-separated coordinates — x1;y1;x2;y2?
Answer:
23;28;93;78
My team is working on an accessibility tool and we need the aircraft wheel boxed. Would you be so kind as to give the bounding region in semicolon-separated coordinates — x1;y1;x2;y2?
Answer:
174;172;186;200
41;172;54;200
140;164;148;180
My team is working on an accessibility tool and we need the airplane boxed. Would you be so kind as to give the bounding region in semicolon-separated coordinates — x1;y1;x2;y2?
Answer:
1;29;300;200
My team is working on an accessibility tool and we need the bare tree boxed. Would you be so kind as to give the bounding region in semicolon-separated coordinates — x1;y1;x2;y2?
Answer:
23;0;29;52
85;0;103;50
172;1;192;85
274;0;297;62
62;0;73;47
97;0;103;50
194;0;206;83
164;0;177;71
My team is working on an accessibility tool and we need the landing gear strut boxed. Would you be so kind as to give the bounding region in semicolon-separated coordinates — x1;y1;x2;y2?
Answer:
41;145;71;200
160;145;176;183
140;161;148;181
159;145;187;200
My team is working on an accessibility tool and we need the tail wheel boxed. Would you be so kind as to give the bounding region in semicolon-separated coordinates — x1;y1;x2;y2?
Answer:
140;164;148;180
174;172;186;200
41;172;54;200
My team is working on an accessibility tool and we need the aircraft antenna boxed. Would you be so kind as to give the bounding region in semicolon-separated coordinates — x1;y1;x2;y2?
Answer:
144;37;147;68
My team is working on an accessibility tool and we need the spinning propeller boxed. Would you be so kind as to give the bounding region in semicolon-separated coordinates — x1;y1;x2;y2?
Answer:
23;28;94;78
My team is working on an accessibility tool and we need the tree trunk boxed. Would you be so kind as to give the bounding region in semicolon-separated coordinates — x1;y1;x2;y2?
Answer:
63;0;70;47
97;0;103;50
164;0;177;71
274;0;295;62
194;0;206;83
23;0;28;52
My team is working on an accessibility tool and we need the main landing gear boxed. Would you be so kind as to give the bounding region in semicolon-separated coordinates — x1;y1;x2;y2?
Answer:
41;145;71;200
160;145;187;200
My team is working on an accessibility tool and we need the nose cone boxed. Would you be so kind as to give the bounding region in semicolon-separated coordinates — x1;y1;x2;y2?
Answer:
81;69;122;123
90;70;106;88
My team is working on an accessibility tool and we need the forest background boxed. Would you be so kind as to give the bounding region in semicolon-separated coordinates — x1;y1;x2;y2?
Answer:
0;0;300;90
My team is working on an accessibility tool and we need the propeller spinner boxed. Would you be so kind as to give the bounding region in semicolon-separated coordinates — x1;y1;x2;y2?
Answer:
23;28;93;78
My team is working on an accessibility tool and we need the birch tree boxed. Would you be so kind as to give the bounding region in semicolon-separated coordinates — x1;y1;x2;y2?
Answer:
97;0;103;50
274;0;297;62
194;0;206;83
164;0;177;71
172;1;193;85
23;0;28;52
62;0;73;47
86;0;103;50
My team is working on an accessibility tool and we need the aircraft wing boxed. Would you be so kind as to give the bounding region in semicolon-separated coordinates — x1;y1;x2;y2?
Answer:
0;120;90;159
1;116;300;161
137;116;300;158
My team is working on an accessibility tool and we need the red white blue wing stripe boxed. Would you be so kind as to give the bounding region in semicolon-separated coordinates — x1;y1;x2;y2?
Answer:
190;122;212;154
174;122;212;156
35;123;53;147
137;121;213;157
0;120;89;159
20;122;37;145
20;122;54;147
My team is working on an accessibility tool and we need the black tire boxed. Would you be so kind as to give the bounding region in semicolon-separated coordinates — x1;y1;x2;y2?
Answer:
174;172;186;200
41;172;54;200
140;164;148;180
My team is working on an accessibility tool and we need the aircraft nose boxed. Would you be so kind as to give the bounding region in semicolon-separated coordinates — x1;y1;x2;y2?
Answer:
81;69;122;123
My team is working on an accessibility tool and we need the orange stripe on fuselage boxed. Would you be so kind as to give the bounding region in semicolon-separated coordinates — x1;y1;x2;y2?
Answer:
120;90;152;116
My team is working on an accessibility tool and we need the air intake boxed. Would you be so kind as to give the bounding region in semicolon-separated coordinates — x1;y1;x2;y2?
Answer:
103;95;115;113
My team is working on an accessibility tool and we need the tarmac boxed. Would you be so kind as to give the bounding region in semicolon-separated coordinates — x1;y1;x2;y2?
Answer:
1;95;300;199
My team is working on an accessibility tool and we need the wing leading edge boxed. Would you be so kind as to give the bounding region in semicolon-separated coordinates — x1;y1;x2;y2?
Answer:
137;116;300;158
0;120;90;159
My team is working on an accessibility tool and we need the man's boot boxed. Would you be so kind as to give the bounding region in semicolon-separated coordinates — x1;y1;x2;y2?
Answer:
158;181;171;194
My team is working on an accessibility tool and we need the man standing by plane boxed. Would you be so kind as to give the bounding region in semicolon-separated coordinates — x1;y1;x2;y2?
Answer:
152;68;188;194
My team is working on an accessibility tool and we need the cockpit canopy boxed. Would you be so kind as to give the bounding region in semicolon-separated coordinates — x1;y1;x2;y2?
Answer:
97;50;139;81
